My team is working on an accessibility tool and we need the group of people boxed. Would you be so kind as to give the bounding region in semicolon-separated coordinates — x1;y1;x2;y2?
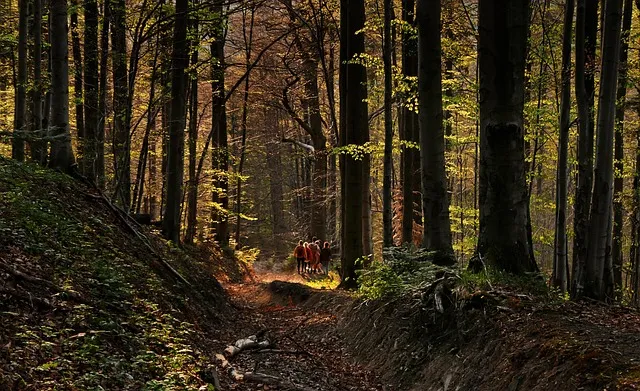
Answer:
293;237;331;275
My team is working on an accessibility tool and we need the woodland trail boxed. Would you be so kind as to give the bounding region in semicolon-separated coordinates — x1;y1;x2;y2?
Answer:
217;265;387;391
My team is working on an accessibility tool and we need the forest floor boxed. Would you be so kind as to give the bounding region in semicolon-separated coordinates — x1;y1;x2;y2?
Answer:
213;260;387;390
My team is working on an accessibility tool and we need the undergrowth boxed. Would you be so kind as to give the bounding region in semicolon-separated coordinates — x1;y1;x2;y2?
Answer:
358;244;553;301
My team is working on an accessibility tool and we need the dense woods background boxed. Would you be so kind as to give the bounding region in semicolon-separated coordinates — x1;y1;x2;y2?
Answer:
2;0;640;302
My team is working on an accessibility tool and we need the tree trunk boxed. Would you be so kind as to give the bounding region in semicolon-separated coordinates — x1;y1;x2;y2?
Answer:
13;0;27;161
612;0;632;297
475;0;537;274
97;0;109;188
266;109;286;236
210;4;228;246
70;0;84;170
553;0;574;292
632;0;640;306
48;0;76;172
111;0;130;208
382;0;394;248
572;0;598;297
163;0;189;243
30;0;46;164
234;7;255;247
185;12;199;245
400;0;420;245
340;0;368;288
416;0;454;264
584;0;622;300
83;0;99;180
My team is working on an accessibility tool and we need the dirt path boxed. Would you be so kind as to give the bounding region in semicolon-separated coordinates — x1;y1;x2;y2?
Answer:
217;268;386;391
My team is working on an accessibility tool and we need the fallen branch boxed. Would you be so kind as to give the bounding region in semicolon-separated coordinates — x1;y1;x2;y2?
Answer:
77;176;191;287
0;261;85;302
250;349;310;356
225;334;272;358
0;286;52;309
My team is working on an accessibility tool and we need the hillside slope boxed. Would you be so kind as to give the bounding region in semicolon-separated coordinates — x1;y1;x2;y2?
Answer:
0;158;229;390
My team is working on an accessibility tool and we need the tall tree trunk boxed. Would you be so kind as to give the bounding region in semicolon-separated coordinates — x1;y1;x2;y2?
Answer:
49;0;76;172
30;0;45;164
210;4;228;246
416;0;454;264
70;0;84;170
111;0;130;208
553;0;574;292
83;0;99;180
266;108;285;235
13;0;27;161
584;0;622;300
382;0;394;247
234;6;254;247
572;0;598;297
632;0;640;306
612;0;632;296
340;0;368;287
475;0;537;274
185;12;199;245
401;0;419;245
163;0;189;243
97;0;109;188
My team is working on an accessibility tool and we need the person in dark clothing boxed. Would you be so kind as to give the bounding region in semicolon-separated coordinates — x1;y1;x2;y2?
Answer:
320;241;331;274
293;240;306;274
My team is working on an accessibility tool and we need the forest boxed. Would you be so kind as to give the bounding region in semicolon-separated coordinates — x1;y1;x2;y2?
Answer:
2;0;640;388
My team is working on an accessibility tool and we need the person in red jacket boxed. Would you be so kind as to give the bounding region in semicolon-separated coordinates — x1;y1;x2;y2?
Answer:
304;242;313;273
293;240;306;274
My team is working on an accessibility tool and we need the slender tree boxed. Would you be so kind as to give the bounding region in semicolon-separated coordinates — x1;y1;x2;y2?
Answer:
400;0;420;245
30;0;45;164
111;0;130;208
97;0;110;188
163;0;189;243
382;0;394;247
70;0;84;169
416;0;454;264
185;8;199;245
49;0;76;172
474;0;537;273
553;0;574;292
612;0;632;294
584;0;623;300
83;0;99;180
13;0;27;161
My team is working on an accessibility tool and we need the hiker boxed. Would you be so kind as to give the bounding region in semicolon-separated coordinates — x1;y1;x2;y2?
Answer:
309;238;321;274
304;242;313;273
320;241;331;274
293;240;306;274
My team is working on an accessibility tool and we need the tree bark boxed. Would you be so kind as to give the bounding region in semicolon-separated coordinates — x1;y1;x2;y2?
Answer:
416;0;454;264
97;0;110;188
475;0;537;274
163;0;189;243
400;0;420;245
13;0;27;161
48;0;77;172
553;0;574;292
30;0;46;164
571;0;597;297
340;0;368;288
584;0;622;300
210;4;229;246
70;0;85;170
382;0;394;248
111;0;130;208
185;11;199;245
83;0;99;180
612;0;632;296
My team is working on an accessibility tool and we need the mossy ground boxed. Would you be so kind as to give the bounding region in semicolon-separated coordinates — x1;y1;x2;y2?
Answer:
0;158;228;390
